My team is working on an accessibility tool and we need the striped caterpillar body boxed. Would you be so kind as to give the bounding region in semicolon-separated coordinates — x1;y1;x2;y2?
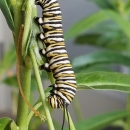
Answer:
35;0;77;109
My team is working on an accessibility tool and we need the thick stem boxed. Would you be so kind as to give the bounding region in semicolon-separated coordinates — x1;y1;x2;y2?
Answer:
12;90;18;116
14;15;32;130
16;65;31;130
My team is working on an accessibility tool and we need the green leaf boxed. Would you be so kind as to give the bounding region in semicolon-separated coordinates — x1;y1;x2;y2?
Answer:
0;118;18;130
65;10;130;40
72;51;130;69
3;76;18;88
87;0;115;10
75;22;127;50
53;120;61;130
74;64;116;73
75;33;126;51
87;22;122;33
28;9;44;66
104;10;130;38
10;121;18;130
0;0;14;31
0;118;11;130
70;110;130;130
65;10;110;40
3;75;38;91
0;45;16;77
75;33;100;45
76;71;130;93
125;1;130;9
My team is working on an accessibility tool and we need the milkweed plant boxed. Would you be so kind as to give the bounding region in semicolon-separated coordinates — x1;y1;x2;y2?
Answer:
1;0;130;130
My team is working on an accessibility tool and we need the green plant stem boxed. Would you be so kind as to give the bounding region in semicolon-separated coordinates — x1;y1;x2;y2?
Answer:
72;95;83;121
13;0;25;46
27;102;42;125
22;0;33;57
125;39;130;130
65;110;76;130
30;49;55;130
126;0;130;9
125;40;130;130
13;0;34;129
27;87;52;125
125;94;130;130
16;65;32;130
12;90;18;116
47;72;55;84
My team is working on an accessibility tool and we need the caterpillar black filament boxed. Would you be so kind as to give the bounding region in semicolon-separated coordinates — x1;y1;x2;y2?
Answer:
35;0;77;109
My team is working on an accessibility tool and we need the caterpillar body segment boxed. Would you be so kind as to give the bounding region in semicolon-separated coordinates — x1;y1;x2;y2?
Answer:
35;0;77;109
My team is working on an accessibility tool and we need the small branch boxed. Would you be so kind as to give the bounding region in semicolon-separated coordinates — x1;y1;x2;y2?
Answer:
65;110;76;130
30;49;55;130
47;72;55;84
125;94;130;130
27;102;42;125
72;95;83;121
22;0;34;57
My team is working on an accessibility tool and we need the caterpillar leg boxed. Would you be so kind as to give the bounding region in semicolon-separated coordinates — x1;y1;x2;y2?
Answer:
35;0;41;5
37;32;45;41
34;17;44;25
39;49;46;57
35;0;43;8
49;84;54;87
40;63;51;72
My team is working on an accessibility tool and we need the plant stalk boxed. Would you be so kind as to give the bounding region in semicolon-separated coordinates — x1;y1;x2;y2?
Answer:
16;65;32;130
27;102;42;125
65;110;76;130
125;41;130;130
72;95;83;121
22;0;33;57
125;94;130;130
13;0;24;47
30;49;55;130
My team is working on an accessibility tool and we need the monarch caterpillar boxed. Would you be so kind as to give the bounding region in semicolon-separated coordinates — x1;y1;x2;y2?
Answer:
35;0;77;109
35;0;77;128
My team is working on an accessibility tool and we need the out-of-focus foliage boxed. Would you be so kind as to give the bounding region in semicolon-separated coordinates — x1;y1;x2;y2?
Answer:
65;0;130;130
0;45;16;78
2;0;130;130
0;117;18;130
0;0;14;31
